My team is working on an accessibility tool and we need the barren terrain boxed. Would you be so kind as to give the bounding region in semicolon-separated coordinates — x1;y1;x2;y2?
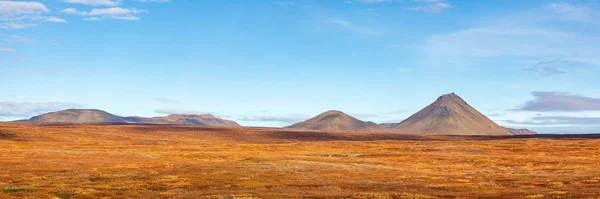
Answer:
1;123;599;198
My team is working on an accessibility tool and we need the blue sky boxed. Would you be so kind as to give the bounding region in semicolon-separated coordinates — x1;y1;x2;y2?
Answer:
1;0;600;134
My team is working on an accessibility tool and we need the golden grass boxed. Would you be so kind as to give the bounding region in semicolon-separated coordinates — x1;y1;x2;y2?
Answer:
1;123;600;198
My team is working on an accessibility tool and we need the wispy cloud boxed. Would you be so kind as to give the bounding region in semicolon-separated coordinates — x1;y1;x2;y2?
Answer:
325;19;383;36
524;60;586;76
518;92;600;112
419;6;600;68
154;97;181;104
406;1;451;13
0;101;83;118
546;3;591;21
273;1;295;6
0;1;48;16
355;0;392;3
0;47;15;52
238;114;309;124
46;16;68;23
0;1;61;29
504;116;600;126
135;0;170;2
155;109;203;115
63;0;121;6
61;7;147;21
397;68;412;72
3;35;33;45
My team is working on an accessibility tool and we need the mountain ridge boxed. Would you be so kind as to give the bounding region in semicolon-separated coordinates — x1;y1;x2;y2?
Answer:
22;109;240;127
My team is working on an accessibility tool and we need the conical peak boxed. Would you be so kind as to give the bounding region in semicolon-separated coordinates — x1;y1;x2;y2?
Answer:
322;110;345;115
436;92;468;105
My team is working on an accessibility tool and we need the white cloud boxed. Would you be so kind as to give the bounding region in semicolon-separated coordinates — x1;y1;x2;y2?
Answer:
0;1;66;29
3;35;32;45
135;0;170;2
355;0;391;3
155;109;204;115
46;16;67;23
419;21;600;67
238;114;309;124
63;0;120;6
546;3;591;21
0;47;15;52
61;7;147;21
397;68;412;72
154;97;181;104
61;8;86;15
0;101;83;118
325;19;382;35
406;2;451;13
0;23;37;29
0;1;48;16
84;17;101;21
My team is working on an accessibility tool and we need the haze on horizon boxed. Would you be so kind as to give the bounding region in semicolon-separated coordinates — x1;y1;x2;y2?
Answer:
1;0;600;134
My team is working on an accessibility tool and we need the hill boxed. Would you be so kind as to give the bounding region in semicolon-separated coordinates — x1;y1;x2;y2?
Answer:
124;114;239;126
27;109;127;123
23;109;239;126
286;110;383;132
391;93;512;135
505;127;537;135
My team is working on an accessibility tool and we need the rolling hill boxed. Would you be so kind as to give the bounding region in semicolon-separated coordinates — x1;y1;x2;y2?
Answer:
22;109;239;126
286;110;383;132
27;109;128;123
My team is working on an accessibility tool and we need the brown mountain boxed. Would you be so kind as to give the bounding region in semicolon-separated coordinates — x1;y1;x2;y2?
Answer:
505;128;537;135
286;110;383;132
379;123;397;128
124;114;240;126
25;109;239;126
28;109;128;123
391;93;512;135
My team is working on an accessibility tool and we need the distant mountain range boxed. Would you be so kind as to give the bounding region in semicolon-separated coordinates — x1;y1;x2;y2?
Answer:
288;93;535;135
16;93;536;135
21;109;240;127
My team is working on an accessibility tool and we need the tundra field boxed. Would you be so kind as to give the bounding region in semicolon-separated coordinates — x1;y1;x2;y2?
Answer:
1;123;600;198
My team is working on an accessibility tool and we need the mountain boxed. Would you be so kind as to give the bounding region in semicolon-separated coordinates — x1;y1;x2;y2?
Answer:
28;109;128;123
391;93;512;135
286;110;383;132
379;123;397;128
505;128;537;135
124;114;240;126
23;109;240;126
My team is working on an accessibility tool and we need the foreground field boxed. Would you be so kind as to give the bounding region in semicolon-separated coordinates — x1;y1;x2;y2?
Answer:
1;123;600;198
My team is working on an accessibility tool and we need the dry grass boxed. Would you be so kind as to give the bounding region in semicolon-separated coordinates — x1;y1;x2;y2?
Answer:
1;123;600;198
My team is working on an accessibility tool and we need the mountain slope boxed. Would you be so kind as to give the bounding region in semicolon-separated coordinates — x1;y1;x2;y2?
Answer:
505;128;537;135
28;109;127;123
124;114;240;126
391;93;512;135
286;110;383;132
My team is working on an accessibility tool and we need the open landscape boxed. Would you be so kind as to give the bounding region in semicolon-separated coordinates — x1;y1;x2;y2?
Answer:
1;123;600;198
3;0;600;198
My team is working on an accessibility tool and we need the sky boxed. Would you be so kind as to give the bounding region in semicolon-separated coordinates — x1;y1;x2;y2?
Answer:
1;0;600;134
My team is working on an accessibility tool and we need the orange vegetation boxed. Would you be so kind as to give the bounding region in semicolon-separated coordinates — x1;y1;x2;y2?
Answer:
1;123;600;198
